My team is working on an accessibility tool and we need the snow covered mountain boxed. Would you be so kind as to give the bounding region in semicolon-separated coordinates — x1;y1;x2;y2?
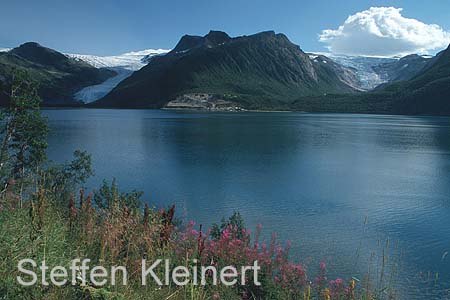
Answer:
309;53;432;90
309;53;396;90
67;49;169;71
1;43;433;102
67;49;170;103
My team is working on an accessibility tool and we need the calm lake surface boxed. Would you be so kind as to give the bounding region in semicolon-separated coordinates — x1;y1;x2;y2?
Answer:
44;109;450;300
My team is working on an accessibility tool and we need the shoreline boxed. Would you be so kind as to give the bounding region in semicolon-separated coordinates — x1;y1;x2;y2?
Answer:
35;106;450;117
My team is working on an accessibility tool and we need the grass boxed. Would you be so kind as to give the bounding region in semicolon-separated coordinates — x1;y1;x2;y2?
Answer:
0;179;398;300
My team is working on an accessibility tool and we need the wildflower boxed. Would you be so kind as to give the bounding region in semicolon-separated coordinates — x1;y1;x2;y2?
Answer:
330;277;345;298
213;293;220;299
198;224;206;257
276;246;283;255
304;285;311;300
346;279;356;300
323;288;331;300
222;228;231;239
85;193;93;212
160;204;175;245
143;203;149;226
122;206;130;218
68;197;77;226
286;240;292;249
349;279;355;290
79;189;84;208
314;262;328;294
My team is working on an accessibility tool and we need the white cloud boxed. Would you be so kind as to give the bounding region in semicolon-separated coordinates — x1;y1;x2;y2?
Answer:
319;7;450;57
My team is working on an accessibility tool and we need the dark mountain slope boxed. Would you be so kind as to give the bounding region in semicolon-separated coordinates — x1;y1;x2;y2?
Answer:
0;42;115;105
94;31;359;109
373;54;431;82
404;45;450;89
382;44;450;114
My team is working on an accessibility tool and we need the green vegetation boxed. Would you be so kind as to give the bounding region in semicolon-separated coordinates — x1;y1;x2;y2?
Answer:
291;50;450;114
1;34;449;115
0;42;115;106
94;32;450;115
0;32;449;115
292;44;450;115
93;31;359;109
0;69;48;205
0;71;397;300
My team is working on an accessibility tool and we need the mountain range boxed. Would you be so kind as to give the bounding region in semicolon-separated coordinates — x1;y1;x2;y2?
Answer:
0;42;115;105
290;44;450;115
315;53;432;90
0;31;449;115
93;31;361;109
383;44;450;115
0;44;168;105
66;49;169;102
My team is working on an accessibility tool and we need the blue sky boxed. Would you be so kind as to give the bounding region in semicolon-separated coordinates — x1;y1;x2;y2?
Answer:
1;0;449;56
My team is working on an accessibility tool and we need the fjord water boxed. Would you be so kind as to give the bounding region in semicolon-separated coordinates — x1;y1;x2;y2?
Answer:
44;109;450;300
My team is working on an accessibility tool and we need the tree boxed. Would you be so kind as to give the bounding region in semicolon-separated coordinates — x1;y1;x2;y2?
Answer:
41;150;94;198
94;178;143;210
0;70;48;203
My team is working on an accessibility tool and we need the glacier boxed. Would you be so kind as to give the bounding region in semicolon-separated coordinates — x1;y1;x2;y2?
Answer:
67;49;170;103
71;67;135;103
309;52;397;90
67;49;169;71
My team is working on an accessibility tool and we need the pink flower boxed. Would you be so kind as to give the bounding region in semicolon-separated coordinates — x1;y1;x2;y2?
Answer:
222;229;231;239
320;262;327;269
213;293;220;299
286;240;292;250
276;246;283;255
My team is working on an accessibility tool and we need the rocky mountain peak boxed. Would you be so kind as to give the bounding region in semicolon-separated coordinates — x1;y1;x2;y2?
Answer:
204;31;231;45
